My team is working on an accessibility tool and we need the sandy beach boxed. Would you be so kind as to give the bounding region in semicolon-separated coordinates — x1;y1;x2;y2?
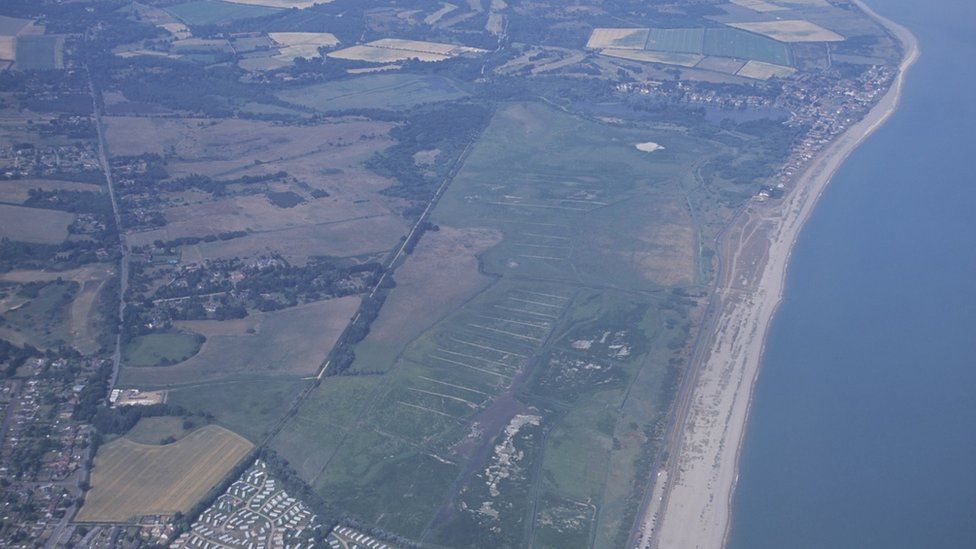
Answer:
638;3;920;548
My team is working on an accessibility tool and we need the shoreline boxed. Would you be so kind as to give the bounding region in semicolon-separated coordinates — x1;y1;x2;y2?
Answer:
642;3;920;548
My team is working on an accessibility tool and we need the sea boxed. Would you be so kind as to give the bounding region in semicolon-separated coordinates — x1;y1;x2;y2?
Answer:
727;0;976;548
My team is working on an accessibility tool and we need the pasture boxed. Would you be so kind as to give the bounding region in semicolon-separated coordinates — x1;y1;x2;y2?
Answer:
122;331;203;367
75;425;253;523
121;297;359;387
124;416;196;445
0;204;73;244
166;378;306;442
276;74;467;112
164;0;281;25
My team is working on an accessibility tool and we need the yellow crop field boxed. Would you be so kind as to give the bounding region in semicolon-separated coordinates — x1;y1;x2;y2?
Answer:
328;38;485;63
225;0;329;8
730;0;786;12
75;425;253;523
600;48;703;67
585;28;650;50
729;20;845;42
269;32;340;61
0;36;15;60
737;59;797;80
369;38;486;56
328;45;437;63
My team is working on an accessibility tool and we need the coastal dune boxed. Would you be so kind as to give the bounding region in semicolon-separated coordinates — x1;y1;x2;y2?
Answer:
641;3;920;548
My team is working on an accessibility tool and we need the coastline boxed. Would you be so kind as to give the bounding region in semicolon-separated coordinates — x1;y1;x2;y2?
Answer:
641;3;920;548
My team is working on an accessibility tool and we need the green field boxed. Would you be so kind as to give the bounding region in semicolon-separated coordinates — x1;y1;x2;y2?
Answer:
646;28;705;53
167;378;306;442
703;28;792;66
14;35;62;70
276;74;468;112
269;102;756;545
124;416;197;445
643;27;792;66
121;297;359;387
165;0;281;26
0;280;78;349
122;331;203;367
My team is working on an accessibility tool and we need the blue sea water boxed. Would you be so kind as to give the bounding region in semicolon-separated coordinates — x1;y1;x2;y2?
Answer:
727;1;976;548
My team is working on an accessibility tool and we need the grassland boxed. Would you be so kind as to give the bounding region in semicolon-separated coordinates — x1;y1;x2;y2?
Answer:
270;102;749;544
122;331;204;367
124;416;197;445
165;0;281;25
166;378;306;442
276;74;467;112
104;115;407;262
76;425;252;523
0;204;73;244
0;280;78;349
122;297;359;387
